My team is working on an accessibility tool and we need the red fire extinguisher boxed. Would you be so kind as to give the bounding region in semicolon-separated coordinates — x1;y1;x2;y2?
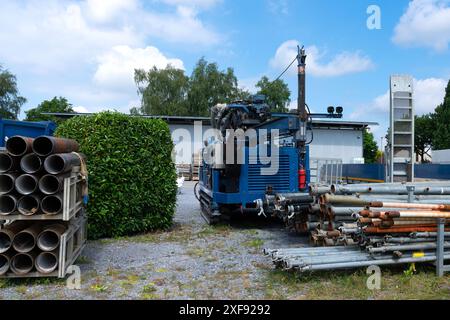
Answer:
298;167;306;190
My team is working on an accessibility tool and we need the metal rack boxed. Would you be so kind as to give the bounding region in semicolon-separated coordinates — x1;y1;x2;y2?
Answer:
2;168;84;221
0;213;87;279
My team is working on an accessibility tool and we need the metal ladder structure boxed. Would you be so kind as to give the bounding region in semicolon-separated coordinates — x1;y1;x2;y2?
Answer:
388;75;415;183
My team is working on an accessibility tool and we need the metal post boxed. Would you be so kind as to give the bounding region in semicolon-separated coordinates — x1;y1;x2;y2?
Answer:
407;186;415;203
436;218;445;277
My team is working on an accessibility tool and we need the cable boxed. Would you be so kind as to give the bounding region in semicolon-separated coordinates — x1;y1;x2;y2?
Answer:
194;182;201;201
274;55;297;82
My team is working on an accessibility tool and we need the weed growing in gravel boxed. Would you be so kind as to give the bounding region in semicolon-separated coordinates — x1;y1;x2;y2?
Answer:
90;283;109;293
243;238;265;248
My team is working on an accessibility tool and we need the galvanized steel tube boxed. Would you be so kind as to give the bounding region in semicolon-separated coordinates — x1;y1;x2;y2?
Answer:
0;252;12;275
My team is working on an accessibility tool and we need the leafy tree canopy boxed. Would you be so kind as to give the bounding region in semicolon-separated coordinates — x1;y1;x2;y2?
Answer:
255;76;291;113
0;65;26;120
25;96;74;124
363;129;378;164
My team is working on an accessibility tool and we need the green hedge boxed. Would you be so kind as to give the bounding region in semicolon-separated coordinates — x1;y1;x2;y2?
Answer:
55;112;177;239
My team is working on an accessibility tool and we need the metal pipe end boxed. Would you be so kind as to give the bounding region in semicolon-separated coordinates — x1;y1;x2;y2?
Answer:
0;194;17;216
20;153;43;174
11;253;35;275
35;251;58;274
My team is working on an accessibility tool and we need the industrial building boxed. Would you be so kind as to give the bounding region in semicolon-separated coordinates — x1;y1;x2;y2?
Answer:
166;115;377;165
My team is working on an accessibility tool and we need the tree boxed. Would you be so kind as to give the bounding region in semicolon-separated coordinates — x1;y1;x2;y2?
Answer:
363;129;378;164
0;65;26;119
134;66;189;116
414;114;434;162
25;97;74;124
187;58;244;116
432;79;450;150
255;76;291;112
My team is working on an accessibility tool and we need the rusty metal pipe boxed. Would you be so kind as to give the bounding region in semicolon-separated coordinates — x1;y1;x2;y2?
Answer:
37;224;66;251
15;174;39;195
44;153;83;174
12;224;43;253
10;251;37;275
0;252;13;275
17;195;40;216
385;211;450;219
20;153;43;174
41;194;63;215
364;226;450;234
32;136;79;157
0;194;18;216
370;202;450;211
0;173;19;194
39;174;68;195
0;153;20;173
35;250;59;274
6;136;34;157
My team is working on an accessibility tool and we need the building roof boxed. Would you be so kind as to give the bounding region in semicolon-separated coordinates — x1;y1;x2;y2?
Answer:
43;112;378;129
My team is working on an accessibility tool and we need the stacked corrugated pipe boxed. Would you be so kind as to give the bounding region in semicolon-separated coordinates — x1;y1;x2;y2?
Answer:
0;135;82;276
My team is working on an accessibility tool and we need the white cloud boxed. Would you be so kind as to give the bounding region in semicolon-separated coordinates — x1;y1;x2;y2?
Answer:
160;0;222;10
0;0;220;115
85;0;138;23
73;106;90;113
267;0;289;15
393;0;450;51
351;77;447;118
94;45;184;91
270;40;374;78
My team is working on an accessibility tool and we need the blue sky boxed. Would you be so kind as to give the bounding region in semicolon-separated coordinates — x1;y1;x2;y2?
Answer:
1;0;450;144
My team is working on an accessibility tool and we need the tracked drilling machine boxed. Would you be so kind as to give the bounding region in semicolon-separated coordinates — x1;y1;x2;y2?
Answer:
196;46;343;229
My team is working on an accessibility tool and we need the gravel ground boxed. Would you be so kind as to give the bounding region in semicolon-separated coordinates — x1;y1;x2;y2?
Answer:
0;181;307;300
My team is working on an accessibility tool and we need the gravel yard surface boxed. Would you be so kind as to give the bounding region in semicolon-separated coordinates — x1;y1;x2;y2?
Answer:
0;181;307;300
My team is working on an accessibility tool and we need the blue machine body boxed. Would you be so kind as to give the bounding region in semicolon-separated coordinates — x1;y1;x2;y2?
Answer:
198;104;311;218
0;118;56;148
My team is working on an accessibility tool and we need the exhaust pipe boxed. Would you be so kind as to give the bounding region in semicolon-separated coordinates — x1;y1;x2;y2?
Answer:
10;252;37;275
35;250;59;274
5;136;34;157
37;224;66;251
18;195;40;216
0;252;13;275
20;153;43;174
0;173;19;194
32;136;79;157
0;153;19;173
15;174;39;195
12;224;43;253
0;194;18;216
41;194;63;215
44;153;83;174
39;174;68;195
0;222;27;253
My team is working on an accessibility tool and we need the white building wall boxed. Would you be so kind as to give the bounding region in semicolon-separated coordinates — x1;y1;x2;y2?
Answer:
169;124;364;165
432;149;450;164
309;129;364;164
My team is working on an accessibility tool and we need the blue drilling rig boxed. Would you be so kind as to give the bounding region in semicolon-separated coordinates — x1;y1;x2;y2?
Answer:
196;46;343;228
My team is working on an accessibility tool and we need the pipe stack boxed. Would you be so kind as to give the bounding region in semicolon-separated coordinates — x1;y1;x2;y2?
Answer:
0;135;85;277
0;221;66;275
1;135;81;217
265;181;450;274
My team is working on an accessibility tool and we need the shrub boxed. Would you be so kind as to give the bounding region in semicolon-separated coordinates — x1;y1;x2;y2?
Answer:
55;112;177;239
